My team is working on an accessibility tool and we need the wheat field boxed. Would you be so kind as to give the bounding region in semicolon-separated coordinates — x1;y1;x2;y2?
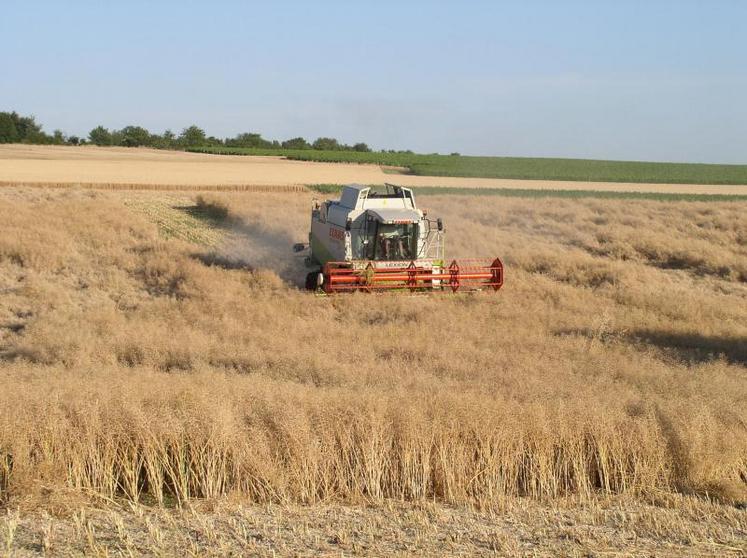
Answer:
4;144;747;195
0;185;745;555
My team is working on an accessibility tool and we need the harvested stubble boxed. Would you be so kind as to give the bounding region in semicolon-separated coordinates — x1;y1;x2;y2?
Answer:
0;188;745;510
2;496;746;556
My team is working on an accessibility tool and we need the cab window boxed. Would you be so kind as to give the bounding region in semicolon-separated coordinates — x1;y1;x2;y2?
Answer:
368;223;417;261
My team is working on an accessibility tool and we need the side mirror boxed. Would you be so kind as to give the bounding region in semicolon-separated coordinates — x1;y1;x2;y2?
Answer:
437;218;443;231
345;218;352;231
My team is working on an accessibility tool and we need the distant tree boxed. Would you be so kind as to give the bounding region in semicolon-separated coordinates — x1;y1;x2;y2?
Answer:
119;126;152;147
89;125;112;146
281;137;310;150
353;142;371;152
178;125;206;147
110;129;124;146
449;152;460;156
151;129;177;149
0;111;49;143
312;137;340;150
18;128;49;143
149;133;165;147
225;132;272;148
14;113;42;140
0;112;19;143
52;130;66;145
67;135;80;145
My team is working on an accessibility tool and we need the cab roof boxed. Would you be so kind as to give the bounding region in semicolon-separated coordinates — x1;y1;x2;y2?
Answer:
339;184;417;211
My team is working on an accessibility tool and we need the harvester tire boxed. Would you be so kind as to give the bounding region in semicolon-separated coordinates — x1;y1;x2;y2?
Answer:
305;271;321;291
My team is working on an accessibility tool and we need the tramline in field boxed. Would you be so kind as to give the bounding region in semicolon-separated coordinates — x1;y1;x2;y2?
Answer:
296;184;504;293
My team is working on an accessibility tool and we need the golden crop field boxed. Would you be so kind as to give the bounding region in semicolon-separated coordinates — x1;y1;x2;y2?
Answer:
0;181;745;556
4;144;747;195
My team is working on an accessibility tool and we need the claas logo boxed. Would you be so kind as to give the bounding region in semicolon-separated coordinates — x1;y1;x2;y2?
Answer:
329;227;345;241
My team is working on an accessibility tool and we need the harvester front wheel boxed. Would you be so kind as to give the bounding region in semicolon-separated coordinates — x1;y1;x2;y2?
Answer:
305;271;323;291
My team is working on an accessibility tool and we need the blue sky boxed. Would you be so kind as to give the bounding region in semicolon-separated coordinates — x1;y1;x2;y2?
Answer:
2;1;746;163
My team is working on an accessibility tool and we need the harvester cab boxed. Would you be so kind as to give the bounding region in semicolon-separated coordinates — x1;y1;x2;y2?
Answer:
303;184;503;293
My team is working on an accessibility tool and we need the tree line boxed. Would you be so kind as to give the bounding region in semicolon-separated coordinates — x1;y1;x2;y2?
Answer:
0;110;374;152
0;111;75;145
89;125;373;152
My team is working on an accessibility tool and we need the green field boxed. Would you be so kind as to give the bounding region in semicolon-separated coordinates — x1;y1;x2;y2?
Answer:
307;184;747;202
186;147;747;185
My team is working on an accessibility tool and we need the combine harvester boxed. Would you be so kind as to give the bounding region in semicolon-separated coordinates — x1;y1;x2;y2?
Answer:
297;184;503;293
